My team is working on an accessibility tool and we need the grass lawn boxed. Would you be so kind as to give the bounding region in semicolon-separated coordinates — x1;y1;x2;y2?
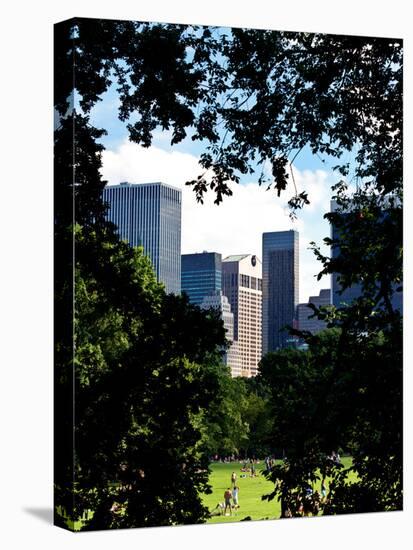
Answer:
202;461;279;523
59;457;356;529
202;457;355;524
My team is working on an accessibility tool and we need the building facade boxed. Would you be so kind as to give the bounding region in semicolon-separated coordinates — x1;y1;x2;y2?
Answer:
181;252;222;306
330;200;363;308
297;288;331;335
330;200;403;312
103;182;181;294
222;254;262;377
262;230;299;353
200;290;243;377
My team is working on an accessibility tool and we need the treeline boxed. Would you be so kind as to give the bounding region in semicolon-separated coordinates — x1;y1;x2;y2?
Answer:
197;369;275;460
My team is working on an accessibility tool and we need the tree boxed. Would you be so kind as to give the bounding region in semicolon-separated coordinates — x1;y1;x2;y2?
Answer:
239;378;274;458
196;374;274;459
258;326;402;516
55;19;402;208
196;373;250;457
54;113;229;529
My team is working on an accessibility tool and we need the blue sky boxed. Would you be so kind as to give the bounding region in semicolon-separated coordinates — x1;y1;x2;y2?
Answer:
89;81;337;173
89;71;342;304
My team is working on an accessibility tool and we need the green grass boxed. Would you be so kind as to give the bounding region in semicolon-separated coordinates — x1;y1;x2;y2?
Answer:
202;461;279;523
202;457;355;524
58;457;356;529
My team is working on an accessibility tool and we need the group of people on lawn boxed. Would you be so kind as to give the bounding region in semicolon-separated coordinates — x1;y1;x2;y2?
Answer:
212;457;333;519
240;458;263;477
214;471;241;516
280;478;330;518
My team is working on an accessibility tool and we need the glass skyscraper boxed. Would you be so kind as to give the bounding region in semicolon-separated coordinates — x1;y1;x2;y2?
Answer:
262;230;299;353
330;201;362;308
181;252;222;306
200;290;242;377
103;182;182;294
297;288;331;335
330;200;402;312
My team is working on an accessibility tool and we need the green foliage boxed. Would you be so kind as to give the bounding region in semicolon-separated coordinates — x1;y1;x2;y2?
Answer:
54;113;228;529
55;20;402;208
312;189;402;317
196;374;249;457
197;374;274;459
259;325;402;516
242;387;274;458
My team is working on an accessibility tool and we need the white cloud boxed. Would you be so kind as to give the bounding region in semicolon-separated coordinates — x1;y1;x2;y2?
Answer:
294;168;332;213
102;139;199;189
101;139;333;302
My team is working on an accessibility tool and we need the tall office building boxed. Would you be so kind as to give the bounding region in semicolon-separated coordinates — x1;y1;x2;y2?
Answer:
330;200;402;312
222;254;262;377
181;252;222;306
297;289;331;335
200;290;242;377
103;182;181;294
330;200;363;308
262;230;299;353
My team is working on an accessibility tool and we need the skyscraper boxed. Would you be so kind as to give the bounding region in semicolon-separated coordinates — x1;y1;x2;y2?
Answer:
103;182;181;294
330;200;403;312
200;290;242;377
262;230;299;353
181;252;222;306
297;288;331;335
330;200;362;308
222;254;262;377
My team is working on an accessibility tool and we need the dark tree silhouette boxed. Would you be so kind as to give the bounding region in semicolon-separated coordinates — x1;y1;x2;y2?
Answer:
259;325;402;516
54;112;228;529
55;19;402;207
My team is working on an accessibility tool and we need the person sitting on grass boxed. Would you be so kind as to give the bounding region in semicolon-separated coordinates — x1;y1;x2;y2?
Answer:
312;490;321;516
302;485;314;517
211;502;225;516
224;488;233;516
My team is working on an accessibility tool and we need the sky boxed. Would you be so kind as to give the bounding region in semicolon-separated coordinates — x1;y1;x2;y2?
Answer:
90;78;338;304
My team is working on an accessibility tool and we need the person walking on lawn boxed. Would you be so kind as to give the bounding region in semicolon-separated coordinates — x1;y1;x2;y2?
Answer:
231;471;237;487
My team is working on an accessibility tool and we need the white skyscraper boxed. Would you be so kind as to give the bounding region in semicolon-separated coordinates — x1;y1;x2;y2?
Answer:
200;290;242;377
222;254;262;377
